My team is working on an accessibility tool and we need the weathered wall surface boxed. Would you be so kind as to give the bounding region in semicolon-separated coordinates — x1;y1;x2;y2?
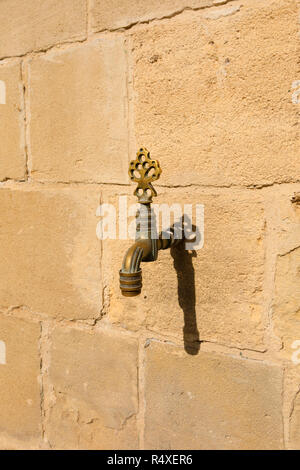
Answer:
0;0;299;449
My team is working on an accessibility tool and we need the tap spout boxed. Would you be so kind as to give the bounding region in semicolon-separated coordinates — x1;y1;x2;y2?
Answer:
119;239;152;297
119;228;183;296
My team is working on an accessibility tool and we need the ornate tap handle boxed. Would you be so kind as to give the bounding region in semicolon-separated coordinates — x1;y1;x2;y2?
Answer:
129;147;162;203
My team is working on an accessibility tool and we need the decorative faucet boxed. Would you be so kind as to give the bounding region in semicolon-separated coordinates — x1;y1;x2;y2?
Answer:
119;148;182;296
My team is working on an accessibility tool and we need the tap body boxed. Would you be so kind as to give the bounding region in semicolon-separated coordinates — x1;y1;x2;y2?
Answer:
119;147;181;296
119;203;180;296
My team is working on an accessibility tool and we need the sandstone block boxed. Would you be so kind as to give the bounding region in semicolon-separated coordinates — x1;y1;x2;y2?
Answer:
0;186;102;320
0;314;41;444
28;39;128;183
130;0;299;186
47;326;138;449
273;247;300;360
290;391;300;450
0;0;87;58
103;187;266;351
267;185;300;358
0;60;26;180
144;341;283;449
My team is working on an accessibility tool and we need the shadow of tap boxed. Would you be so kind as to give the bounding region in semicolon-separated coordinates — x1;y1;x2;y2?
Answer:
169;215;200;355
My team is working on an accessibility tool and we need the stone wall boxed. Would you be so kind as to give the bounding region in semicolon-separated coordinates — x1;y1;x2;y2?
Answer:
0;0;299;449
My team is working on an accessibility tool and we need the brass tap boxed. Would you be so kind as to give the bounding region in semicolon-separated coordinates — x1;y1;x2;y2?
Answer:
119;148;181;296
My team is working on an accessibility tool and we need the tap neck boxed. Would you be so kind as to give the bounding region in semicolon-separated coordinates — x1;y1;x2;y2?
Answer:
136;203;157;240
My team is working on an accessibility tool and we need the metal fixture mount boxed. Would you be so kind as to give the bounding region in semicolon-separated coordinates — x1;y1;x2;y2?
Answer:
119;147;181;297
